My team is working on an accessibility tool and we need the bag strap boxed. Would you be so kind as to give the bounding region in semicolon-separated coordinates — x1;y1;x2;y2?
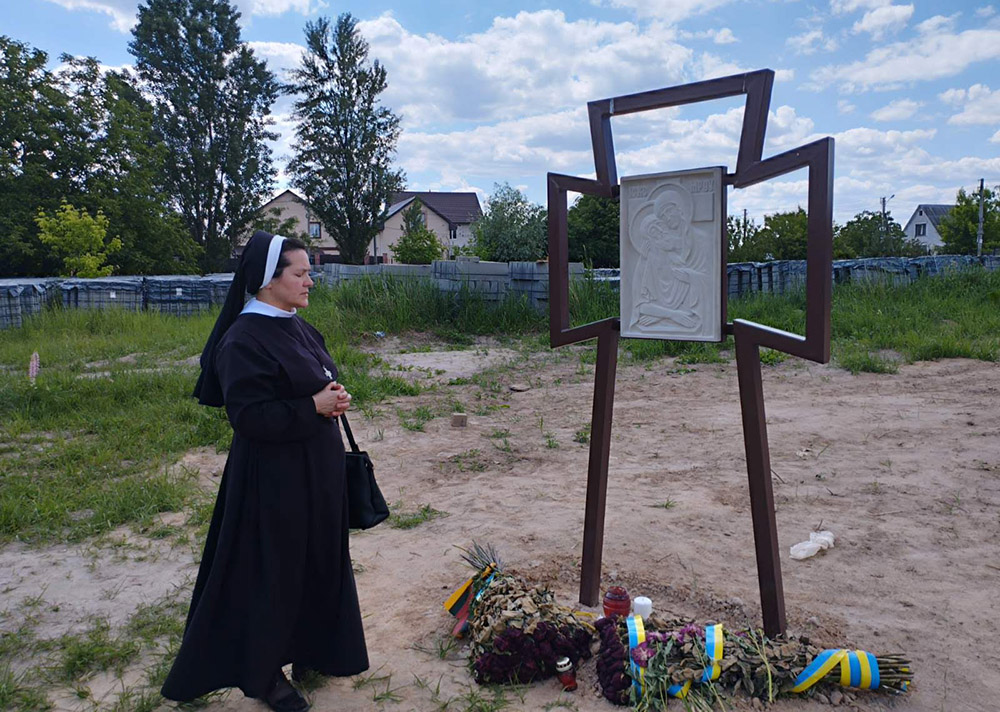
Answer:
339;413;361;453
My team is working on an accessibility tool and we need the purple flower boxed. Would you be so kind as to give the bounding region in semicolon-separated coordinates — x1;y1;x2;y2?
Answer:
630;641;657;668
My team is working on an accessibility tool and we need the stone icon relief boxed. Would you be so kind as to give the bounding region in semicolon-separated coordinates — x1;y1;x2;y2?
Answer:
620;168;723;341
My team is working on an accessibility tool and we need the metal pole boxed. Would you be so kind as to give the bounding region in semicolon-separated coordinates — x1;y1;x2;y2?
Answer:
977;178;985;257
579;326;620;607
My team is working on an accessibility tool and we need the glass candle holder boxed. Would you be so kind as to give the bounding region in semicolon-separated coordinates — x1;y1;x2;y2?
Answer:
555;657;577;691
603;586;630;618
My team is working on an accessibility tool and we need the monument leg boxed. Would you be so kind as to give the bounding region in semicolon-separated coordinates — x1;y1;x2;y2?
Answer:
579;326;620;607
734;323;786;636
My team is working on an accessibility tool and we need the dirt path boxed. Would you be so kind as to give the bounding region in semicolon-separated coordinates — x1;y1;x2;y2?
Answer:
3;344;998;711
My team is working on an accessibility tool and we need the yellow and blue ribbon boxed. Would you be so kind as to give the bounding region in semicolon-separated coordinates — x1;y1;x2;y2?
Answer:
702;624;724;682
667;624;724;698
626;615;646;696
792;649;881;693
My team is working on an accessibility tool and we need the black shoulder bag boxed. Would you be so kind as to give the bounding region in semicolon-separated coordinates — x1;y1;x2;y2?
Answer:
340;413;389;530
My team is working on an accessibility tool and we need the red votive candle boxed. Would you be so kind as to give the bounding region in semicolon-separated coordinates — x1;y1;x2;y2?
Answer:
555;657;577;691
603;586;630;618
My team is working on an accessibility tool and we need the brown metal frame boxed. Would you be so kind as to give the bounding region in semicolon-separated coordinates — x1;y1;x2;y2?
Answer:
547;69;834;637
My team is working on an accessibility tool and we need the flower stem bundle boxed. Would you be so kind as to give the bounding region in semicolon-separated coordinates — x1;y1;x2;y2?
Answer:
595;616;913;709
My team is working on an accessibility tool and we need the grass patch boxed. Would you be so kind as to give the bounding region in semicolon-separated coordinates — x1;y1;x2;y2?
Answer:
447;449;488;472
57;619;141;682
389;503;446;530
573;424;591;444
0;664;51;712
398;404;435;432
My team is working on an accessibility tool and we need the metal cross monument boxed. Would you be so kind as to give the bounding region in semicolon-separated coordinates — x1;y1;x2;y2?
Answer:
547;69;834;637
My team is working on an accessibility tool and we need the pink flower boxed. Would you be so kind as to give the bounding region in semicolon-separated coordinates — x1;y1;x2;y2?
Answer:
29;352;40;386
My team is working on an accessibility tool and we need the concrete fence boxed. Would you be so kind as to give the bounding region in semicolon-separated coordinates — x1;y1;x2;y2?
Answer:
2;254;997;330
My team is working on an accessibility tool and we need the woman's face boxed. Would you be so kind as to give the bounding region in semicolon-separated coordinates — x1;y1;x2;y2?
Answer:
261;249;313;310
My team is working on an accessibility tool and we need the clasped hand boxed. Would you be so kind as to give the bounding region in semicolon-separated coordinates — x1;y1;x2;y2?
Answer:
312;381;351;418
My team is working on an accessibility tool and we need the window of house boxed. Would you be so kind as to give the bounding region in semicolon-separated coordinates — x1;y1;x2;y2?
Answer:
308;222;321;239
915;223;926;237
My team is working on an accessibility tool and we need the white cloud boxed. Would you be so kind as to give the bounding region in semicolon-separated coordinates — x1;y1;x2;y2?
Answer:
358;11;694;129
942;84;1000;125
976;5;996;18
939;87;966;105
43;0;326;33
713;27;737;44
247;41;306;79
601;0;735;23
990;129;1000;143
915;14;959;35
786;29;838;54
831;0;890;14
870;98;921;121
810;29;1000;91
679;27;739;43
852;4;914;39
838;99;856;113
238;0;326;16
42;0;137;32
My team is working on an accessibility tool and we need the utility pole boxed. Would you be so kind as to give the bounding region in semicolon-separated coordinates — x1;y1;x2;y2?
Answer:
977;178;985;257
880;194;894;253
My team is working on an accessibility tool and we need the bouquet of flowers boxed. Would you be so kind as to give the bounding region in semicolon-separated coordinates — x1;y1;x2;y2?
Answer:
446;543;595;685
596;615;913;710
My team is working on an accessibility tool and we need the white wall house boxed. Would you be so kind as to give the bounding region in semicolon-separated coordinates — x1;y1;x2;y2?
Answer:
247;189;340;258
902;204;954;252
373;192;483;263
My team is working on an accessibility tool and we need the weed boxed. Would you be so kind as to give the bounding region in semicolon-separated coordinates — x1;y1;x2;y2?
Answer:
759;348;787;365
573;424;591;444
544;433;559;449
57;618;141;682
650;499;677;510
399;404;435;432
389;503;446;530
411;635;460;660
447;449;488;473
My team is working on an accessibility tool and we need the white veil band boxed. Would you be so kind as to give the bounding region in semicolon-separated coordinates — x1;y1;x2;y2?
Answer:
260;235;287;290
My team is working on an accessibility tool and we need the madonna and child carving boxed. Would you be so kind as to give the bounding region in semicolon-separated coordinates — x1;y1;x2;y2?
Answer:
619;168;724;342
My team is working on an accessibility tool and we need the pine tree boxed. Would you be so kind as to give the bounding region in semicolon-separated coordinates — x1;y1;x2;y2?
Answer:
129;0;278;271
287;14;404;265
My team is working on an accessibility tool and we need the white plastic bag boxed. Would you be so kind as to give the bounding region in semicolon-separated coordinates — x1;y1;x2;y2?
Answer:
789;530;836;560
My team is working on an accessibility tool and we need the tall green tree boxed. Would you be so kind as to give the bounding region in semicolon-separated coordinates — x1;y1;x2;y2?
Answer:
60;57;202;274
287;14;404;265
938;185;1000;255
567;194;619;267
471;183;546;262
727;213;767;262
757;207;809;260
834;209;926;258
0;37;75;276
129;0;279;271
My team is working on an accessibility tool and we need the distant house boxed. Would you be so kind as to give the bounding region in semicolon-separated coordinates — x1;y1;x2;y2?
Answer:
374;191;483;263
902;204;954;251
247;189;340;259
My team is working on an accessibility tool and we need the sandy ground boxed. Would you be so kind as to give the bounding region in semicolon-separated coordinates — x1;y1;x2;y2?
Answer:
2;342;998;712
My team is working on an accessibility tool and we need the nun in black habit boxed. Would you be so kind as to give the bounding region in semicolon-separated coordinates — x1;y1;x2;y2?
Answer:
161;232;368;712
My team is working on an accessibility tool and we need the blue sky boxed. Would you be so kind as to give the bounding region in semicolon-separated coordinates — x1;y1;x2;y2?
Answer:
4;0;999;226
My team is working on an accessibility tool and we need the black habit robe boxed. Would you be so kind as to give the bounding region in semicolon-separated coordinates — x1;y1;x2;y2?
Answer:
161;312;369;702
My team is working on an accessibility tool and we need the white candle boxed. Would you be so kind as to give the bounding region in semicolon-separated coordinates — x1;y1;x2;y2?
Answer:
633;596;653;618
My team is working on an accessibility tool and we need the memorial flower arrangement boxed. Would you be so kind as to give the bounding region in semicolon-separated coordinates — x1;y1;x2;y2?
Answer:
595;615;913;710
446;544;595;685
